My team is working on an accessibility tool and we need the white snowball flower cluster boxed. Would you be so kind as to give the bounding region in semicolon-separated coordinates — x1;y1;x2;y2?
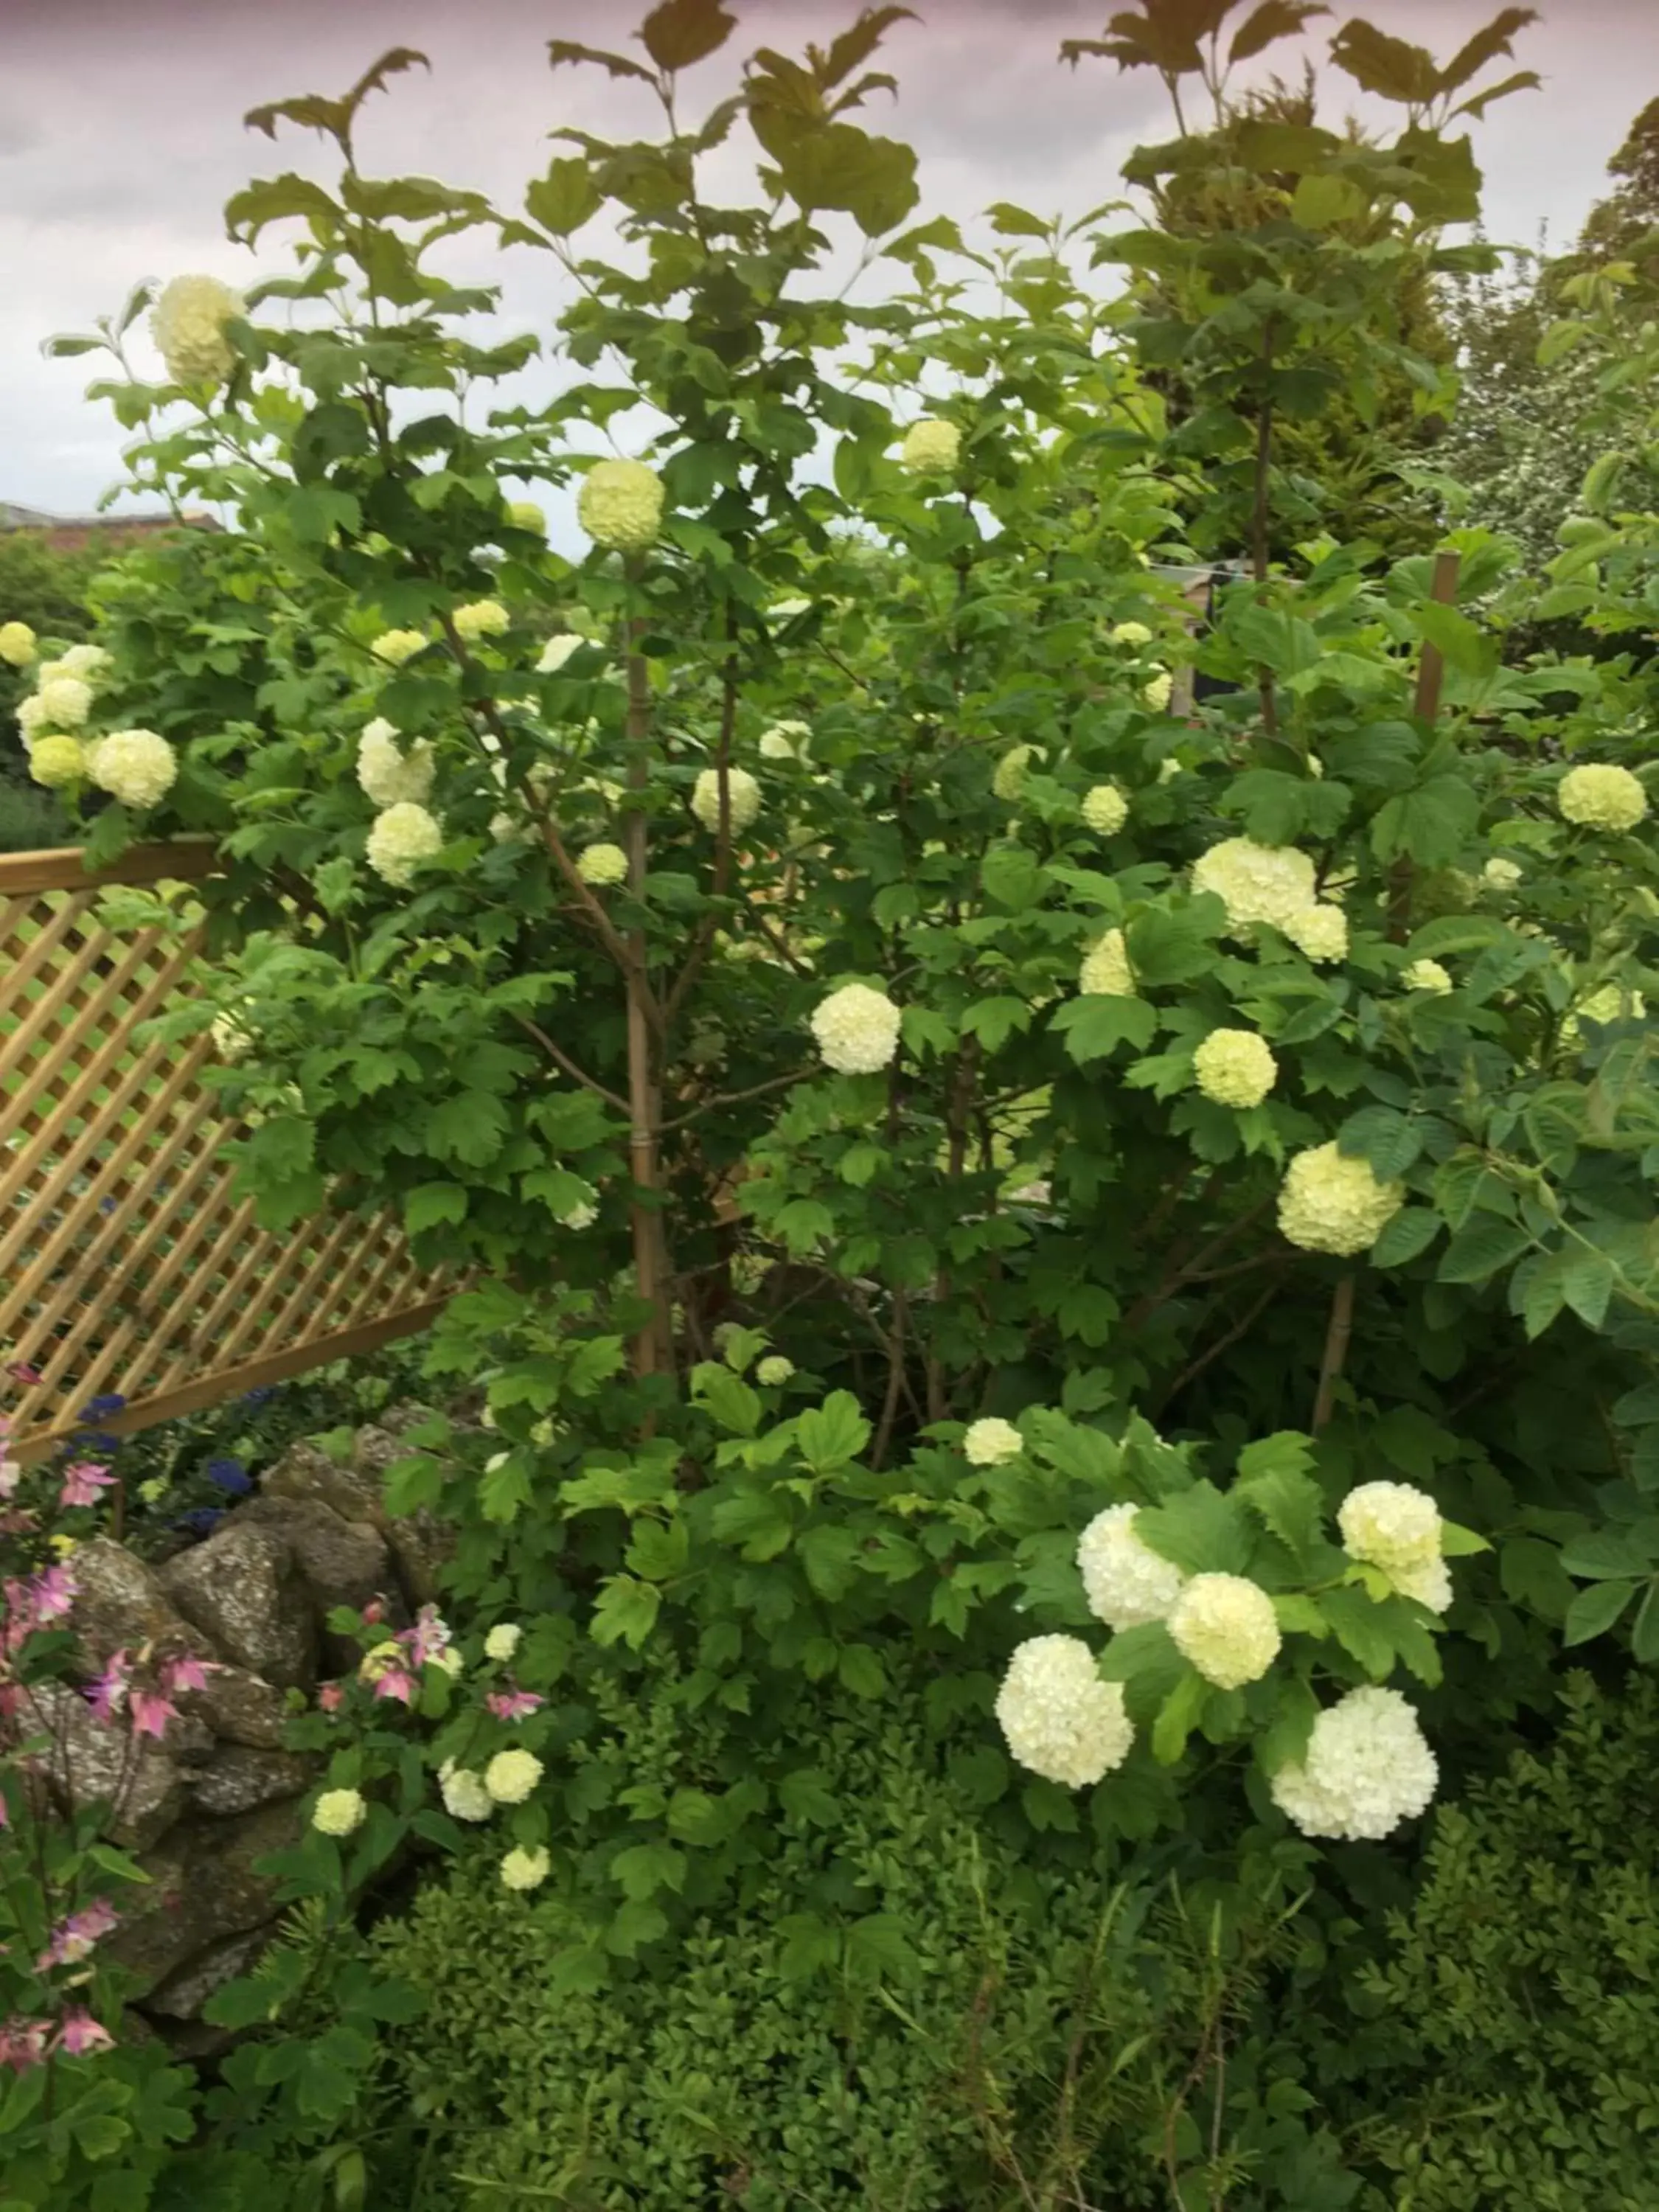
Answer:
691;765;761;835
1283;903;1349;964
1482;855;1523;891
963;1416;1024;1467
992;745;1034;801
561;1200;599;1231
1081;783;1129;835
1110;620;1153;647
439;1761;494;1822
1401;958;1452;995
1277;1141;1403;1256
356;718;434;808
150;274;242;385
995;1635;1135;1788
576;841;628;887
87;728;178;809
28;736;86;789
484;1748;543;1806
0;621;35;667
371;628;428;667
453;598;509;642
311;1787;366;1837
900;419;961;474
500;1846;552;1891
37;675;91;730
758;720;810;760
577;459;665;551
1557;762;1647;832
1192;1028;1277;1110
1143;670;1174;713
1077;1503;1185;1632
756;1355;795;1386
505;501;545;534
1338;1481;1450;1613
536;633;582;675
1168;1573;1281;1688
366;801;444;887
1269;1685;1437;1840
1192;838;1318;938
1079;928;1135;998
484;1622;522;1663
810;982;901;1074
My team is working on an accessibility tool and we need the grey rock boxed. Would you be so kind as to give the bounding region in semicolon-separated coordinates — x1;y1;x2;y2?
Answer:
189;1745;313;1818
29;1681;186;1849
108;1798;304;1996
142;1924;277;2022
160;1523;316;1690
237;1495;396;1668
68;1538;217;1670
263;1416;451;1607
189;1664;292;1749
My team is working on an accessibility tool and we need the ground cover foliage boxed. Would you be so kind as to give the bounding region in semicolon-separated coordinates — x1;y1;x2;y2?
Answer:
5;1;1659;2205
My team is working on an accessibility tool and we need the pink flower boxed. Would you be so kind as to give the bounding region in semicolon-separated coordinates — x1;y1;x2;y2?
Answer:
39;1899;120;1969
370;1666;417;1707
58;1462;115;1512
159;1653;211;1696
0;2017;48;2071
55;2008;114;2057
401;1604;451;1669
486;1689;544;1722
317;1683;344;1714
85;1650;131;1725
5;1362;44;1387
129;1689;178;1742
361;1599;386;1627
32;1563;78;1621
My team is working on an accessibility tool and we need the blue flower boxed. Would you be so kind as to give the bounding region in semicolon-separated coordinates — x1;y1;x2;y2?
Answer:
77;1431;122;1456
80;1394;127;1421
241;1386;279;1408
205;1457;252;1495
172;1507;223;1537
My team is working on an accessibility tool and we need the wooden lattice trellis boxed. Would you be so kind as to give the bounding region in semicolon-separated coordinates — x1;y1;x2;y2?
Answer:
1;841;452;1462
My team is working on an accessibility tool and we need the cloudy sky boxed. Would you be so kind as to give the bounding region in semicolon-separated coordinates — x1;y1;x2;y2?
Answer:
4;0;1655;532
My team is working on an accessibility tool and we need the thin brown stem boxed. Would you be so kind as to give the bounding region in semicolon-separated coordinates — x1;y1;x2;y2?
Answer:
658;1068;811;1136
621;560;671;1380
509;1014;629;1116
1154;1273;1285;1416
664;606;741;1029
1311;1275;1356;1433
871;1293;910;1473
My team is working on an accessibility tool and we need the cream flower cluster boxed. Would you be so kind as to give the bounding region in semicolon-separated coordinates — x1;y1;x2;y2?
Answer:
311;1787;366;1837
810;982;901;1074
0;621;35;667
371;628;428;667
995;1635;1134;1788
963;1416;1023;1467
29;735;86;787
1557;762;1647;832
1081;784;1129;835
576;841;627;887
691;766;761;835
1269;1685;1437;1840
484;1748;543;1805
1077;1503;1185;1632
439;1762;493;1822
537;633;582;674
1401;958;1452;995
1143;670;1173;713
756;1355;795;1385
1192;838;1318;937
505;501;545;534
1283;904;1349;964
578;459;665;551
1110;621;1153;647
357;718;434;808
1277;1141;1402;1256
501;1846;551;1891
1482;855;1523;891
366;801;444;888
759;720;810;760
993;745;1034;801
1192;1028;1277;1110
453;598;509;642
900;419;961;474
1079;928;1135;998
1338;1481;1450;1613
37;674;91;730
1168;1573;1281;1688
88;729;178;809
484;1622;522;1662
151;274;242;385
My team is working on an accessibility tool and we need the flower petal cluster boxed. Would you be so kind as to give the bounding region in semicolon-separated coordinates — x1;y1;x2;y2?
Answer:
38;675;91;730
1401;958;1452;995
537;633;582;674
1077;1503;1185;1632
1168;1573;1281;1688
1558;762;1647;831
88;729;178;809
366;801;444;887
484;1747;543;1805
0;621;36;667
759;720;810;760
1110;621;1153;647
576;841;628;887
1192;838;1318;937
1142;670;1173;712
1277;1141;1402;1256
992;745;1034;801
578;459;665;551
1482;855;1523;891
453;599;509;642
439;1763;493;1822
691;766;761;835
995;1635;1134;1788
810;982;901;1074
1079;928;1135;998
1270;1685;1437;1840
1283;903;1349;963
484;1622;522;1662
1338;1480;1450;1613
963;1416;1024;1467
28;735;86;789
900;419;961;474
505;501;544;533
312;1787;366;1837
150;274;242;385
357;719;434;808
371;628;428;666
1192;1028;1277;1110
501;1846;551;1891
1082;783;1128;835
757;1355;795;1386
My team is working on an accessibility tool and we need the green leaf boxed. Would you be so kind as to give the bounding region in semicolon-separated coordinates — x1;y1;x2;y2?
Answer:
1562;1578;1637;1645
1371;1207;1441;1268
1134;1481;1251;1577
640;0;735;70
1409;601;1495;677
845;1911;919;1985
838;1644;887;1698
985;201;1050;238
1235;1436;1325;1570
404;1182;467;1235
778;1910;841;1982
777;1768;841;1826
1050;994;1158;1065
591;1575;662;1649
1338;1105;1423;1180
1371;777;1480;867
611;1839;686;1900
981;844;1044;910
695;1364;761;1436
1560;1252;1615;1332
774;124;919;237
1319;1585;1396;1677
1152;1670;1208;1764
526;157;602;234
1230;1;1332;65
1560;1527;1659;1580
1436;1216;1529;1284
796;1391;871;1471
1633;1584;1659;1664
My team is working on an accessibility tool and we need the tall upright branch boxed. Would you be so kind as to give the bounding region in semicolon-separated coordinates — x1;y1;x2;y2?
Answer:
622;555;673;1380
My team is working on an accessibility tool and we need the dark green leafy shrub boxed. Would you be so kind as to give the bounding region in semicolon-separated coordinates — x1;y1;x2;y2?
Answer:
1366;1673;1659;2208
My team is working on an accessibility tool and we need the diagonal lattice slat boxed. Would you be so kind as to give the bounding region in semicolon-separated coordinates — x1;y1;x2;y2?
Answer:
1;843;452;1462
